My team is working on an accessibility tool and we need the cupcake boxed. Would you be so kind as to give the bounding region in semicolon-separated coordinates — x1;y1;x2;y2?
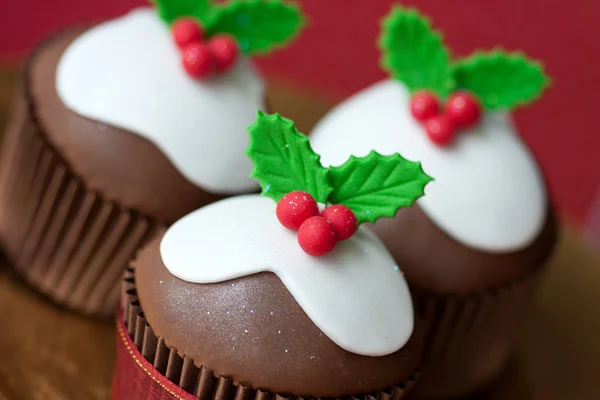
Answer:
0;0;305;317
309;6;557;399
113;112;433;399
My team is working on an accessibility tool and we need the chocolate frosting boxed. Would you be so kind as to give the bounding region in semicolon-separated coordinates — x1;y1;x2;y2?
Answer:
135;234;424;398
28;29;227;223
368;205;557;295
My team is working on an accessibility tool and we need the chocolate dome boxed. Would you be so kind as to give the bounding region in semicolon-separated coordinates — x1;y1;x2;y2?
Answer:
133;233;424;398
369;205;557;295
29;29;223;223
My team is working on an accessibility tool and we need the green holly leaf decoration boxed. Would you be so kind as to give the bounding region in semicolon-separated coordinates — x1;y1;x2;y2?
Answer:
151;0;216;25
452;50;550;109
379;6;454;98
247;112;332;203
378;6;551;110
152;0;304;55
206;0;305;55
328;151;433;224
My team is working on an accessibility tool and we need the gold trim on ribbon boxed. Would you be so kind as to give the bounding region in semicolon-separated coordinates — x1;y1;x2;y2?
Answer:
117;319;187;400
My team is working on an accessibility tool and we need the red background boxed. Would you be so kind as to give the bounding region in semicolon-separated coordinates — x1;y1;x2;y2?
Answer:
0;0;597;225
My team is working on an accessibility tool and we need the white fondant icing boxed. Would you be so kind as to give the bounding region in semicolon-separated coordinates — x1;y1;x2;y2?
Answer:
310;80;547;253
56;8;264;194
160;195;414;357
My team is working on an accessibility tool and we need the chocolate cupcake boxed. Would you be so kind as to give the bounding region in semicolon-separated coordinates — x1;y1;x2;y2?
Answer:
113;113;433;399
309;6;557;399
0;1;305;317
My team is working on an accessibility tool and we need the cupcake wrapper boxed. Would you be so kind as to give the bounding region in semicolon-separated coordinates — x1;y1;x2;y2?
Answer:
116;266;421;400
412;265;543;399
0;59;161;318
114;316;199;400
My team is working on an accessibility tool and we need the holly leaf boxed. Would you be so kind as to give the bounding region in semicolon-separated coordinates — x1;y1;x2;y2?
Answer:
328;151;433;224
379;6;454;97
247;112;332;203
152;0;216;25
452;50;550;109
205;0;305;55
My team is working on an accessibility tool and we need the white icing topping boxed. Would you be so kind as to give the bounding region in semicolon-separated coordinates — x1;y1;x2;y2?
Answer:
56;8;264;194
160;195;414;357
310;80;547;253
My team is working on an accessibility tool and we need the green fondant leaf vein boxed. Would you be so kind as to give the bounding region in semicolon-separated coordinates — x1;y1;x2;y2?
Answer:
247;112;332;203
328;151;433;224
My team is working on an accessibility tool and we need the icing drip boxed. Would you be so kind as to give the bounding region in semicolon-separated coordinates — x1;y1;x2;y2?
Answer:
310;80;547;253
160;195;414;357
56;8;264;194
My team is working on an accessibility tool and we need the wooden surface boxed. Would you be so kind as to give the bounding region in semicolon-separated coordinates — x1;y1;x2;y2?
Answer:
0;67;600;400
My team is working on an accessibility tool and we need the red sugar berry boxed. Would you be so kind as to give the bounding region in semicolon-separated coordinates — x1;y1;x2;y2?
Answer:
321;205;358;241
298;216;337;256
208;35;239;73
446;91;481;128
182;43;214;79
172;18;204;49
425;115;456;146
276;191;319;231
410;91;440;122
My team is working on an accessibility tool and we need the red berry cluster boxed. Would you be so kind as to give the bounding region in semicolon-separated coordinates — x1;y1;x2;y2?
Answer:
410;91;481;146
276;191;358;256
171;18;239;80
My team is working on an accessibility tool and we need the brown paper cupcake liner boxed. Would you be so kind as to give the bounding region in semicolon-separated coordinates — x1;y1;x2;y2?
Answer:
121;265;421;400
0;41;163;318
411;262;545;399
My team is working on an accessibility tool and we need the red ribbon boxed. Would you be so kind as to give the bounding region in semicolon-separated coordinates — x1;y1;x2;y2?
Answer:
112;314;197;400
